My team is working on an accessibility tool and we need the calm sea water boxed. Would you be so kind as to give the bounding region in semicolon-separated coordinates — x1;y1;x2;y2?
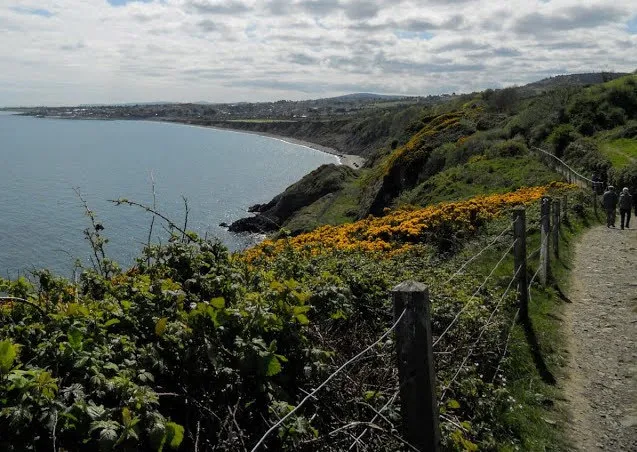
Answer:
0;113;337;277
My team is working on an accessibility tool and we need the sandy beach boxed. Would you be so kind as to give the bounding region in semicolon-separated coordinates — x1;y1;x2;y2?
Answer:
153;119;367;169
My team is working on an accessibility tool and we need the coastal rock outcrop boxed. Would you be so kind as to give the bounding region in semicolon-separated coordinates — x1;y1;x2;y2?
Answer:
229;164;356;233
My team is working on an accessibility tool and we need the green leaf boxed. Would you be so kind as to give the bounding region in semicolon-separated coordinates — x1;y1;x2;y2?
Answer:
122;407;132;426
364;390;378;401
209;297;225;309
447;399;461;409
265;355;282;377
155;318;168;337
67;328;84;351
0;340;17;374
86;403;106;420
165;422;184;449
104;319;120;328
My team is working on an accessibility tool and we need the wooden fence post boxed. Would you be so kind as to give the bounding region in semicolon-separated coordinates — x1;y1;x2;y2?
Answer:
392;281;440;452
553;199;560;258
539;197;551;286
513;208;528;321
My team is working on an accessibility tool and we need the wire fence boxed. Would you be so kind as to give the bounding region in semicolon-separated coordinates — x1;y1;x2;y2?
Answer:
530;146;602;192
251;192;573;451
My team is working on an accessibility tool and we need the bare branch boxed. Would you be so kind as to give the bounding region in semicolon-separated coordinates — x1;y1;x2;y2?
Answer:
182;195;189;242
147;171;157;263
108;198;197;243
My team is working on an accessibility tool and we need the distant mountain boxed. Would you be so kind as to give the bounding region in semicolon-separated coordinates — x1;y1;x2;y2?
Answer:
323;93;413;102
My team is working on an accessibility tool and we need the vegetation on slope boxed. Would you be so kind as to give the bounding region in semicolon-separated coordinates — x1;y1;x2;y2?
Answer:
1;73;632;451
1;180;580;451
231;74;636;235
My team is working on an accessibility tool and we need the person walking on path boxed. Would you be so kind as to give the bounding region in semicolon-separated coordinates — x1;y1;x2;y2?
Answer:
618;187;632;229
602;186;619;228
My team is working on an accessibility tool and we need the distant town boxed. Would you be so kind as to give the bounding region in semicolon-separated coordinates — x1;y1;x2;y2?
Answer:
3;92;455;123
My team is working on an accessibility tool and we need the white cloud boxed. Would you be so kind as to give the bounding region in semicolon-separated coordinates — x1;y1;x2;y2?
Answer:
0;0;635;105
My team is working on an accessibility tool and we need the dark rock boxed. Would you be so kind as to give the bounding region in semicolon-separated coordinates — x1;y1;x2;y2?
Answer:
228;214;279;234
229;164;356;234
219;222;229;228
248;203;267;213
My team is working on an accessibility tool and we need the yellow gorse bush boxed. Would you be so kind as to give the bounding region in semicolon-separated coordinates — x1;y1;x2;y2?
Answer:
243;182;576;262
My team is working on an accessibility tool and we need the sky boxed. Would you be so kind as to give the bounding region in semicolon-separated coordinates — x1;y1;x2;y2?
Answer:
1;0;636;106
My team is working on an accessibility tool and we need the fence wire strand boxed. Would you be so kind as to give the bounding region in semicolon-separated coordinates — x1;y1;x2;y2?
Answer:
443;222;514;285
532;146;595;184
347;390;400;450
255;196;564;450
491;307;520;384
250;309;408;452
433;238;517;348
440;264;521;401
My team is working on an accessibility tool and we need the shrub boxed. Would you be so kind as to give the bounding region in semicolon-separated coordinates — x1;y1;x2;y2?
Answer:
486;140;528;158
547;124;580;157
610;161;637;194
563;138;612;182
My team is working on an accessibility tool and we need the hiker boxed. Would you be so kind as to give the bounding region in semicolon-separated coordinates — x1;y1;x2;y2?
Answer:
602;186;618;228
619;187;633;230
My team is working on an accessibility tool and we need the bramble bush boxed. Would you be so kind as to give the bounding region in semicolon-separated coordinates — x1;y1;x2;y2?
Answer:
0;184;576;451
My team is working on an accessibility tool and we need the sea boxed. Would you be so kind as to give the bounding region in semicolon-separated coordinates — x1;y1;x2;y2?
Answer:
0;112;337;278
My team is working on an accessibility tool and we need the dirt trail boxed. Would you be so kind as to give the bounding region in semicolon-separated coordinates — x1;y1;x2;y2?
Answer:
563;225;637;451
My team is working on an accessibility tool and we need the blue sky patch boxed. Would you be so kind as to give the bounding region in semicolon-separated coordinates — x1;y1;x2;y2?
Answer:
627;16;637;34
107;0;152;6
394;30;434;40
10;6;54;17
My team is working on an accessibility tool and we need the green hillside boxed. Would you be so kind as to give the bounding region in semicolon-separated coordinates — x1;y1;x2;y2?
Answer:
232;75;636;235
1;74;635;451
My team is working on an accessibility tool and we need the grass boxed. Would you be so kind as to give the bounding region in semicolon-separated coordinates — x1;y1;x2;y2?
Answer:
599;138;637;168
398;156;564;207
505;197;599;451
450;191;600;450
283;179;362;233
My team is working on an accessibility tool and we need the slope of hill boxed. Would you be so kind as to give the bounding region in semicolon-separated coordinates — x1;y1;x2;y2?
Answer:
230;74;637;235
1;73;635;452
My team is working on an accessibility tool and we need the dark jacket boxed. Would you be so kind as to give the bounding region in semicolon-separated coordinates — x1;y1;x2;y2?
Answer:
619;192;632;210
602;190;618;209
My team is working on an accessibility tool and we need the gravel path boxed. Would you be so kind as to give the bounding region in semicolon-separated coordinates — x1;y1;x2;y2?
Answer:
563;225;637;451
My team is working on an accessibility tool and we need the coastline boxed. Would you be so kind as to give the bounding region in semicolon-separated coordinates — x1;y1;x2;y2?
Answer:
8;113;366;169
151;119;366;169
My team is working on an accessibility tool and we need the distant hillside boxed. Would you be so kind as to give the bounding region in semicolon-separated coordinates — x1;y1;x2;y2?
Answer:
230;74;637;235
324;93;412;102
522;72;630;93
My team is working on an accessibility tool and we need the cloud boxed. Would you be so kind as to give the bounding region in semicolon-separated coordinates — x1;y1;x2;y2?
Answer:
60;42;86;51
344;1;380;20
435;39;489;52
197;19;221;32
187;0;251;15
289;52;321;65
298;0;341;16
513;5;625;35
0;0;635;106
